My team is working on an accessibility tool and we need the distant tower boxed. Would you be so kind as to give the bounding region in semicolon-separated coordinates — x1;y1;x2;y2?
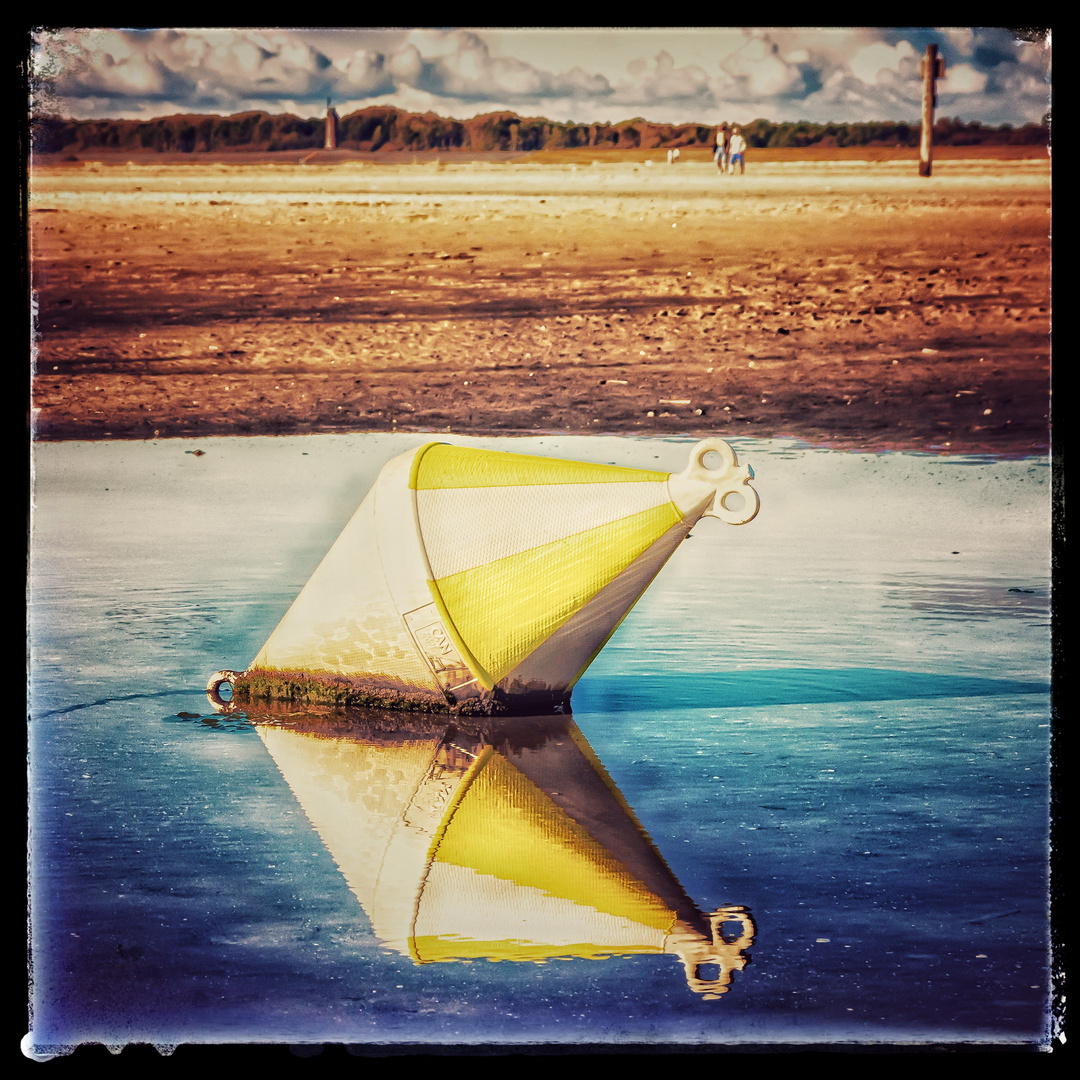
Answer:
325;98;339;151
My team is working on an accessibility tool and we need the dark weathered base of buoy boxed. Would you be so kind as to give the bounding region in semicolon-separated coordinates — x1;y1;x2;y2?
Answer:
227;700;496;737
234;669;453;713
223;669;573;718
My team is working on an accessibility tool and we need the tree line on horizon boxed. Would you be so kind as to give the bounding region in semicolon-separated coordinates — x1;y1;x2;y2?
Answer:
32;106;1050;156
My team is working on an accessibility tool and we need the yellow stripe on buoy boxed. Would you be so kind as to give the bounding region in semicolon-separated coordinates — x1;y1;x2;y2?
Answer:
430;752;676;932
411;934;662;963
430;502;683;685
411;444;669;490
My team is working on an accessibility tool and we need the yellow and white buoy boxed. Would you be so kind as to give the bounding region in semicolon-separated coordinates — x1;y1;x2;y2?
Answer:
208;438;758;715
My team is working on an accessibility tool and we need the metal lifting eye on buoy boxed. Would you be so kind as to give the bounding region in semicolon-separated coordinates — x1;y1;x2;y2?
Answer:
668;438;760;526
206;670;240;713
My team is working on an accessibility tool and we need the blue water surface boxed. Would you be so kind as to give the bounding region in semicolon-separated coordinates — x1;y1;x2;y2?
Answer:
27;435;1054;1054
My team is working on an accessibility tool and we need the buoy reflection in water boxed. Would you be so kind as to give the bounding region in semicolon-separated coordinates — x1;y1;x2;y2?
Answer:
237;704;756;1000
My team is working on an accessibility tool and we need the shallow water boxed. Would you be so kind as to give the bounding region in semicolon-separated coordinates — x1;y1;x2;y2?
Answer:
27;434;1053;1053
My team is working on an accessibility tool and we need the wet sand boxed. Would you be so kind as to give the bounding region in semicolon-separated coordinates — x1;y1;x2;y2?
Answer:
29;152;1051;454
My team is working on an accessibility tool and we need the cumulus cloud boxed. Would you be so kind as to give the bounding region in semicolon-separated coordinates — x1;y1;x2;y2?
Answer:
940;63;988;95
33;28;338;115
340;50;394;97
31;26;1051;128
390;30;612;105
36;29;180;102
722;34;809;99
943;28;976;57
388;44;424;86
608;50;714;108
195;32;334;98
848;41;918;85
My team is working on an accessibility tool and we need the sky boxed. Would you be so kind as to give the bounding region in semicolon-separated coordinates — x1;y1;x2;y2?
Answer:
30;27;1051;129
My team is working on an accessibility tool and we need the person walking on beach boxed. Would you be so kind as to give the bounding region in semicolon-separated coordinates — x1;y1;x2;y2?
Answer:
714;123;731;172
728;126;747;174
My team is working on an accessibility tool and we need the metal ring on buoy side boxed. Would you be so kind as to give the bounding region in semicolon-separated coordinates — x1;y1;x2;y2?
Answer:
206;670;242;713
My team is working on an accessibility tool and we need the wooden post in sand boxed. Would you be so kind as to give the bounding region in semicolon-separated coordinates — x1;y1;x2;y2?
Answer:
919;45;945;176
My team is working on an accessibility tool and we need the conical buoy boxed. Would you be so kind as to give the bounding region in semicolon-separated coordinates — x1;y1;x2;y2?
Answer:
241;708;756;998
208;438;758;715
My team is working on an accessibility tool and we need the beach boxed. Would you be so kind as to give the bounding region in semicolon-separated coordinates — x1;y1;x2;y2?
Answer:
29;150;1051;455
27;149;1056;1053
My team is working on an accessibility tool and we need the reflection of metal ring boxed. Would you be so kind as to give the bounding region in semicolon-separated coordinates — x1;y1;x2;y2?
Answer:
686;962;733;999
206;670;241;713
